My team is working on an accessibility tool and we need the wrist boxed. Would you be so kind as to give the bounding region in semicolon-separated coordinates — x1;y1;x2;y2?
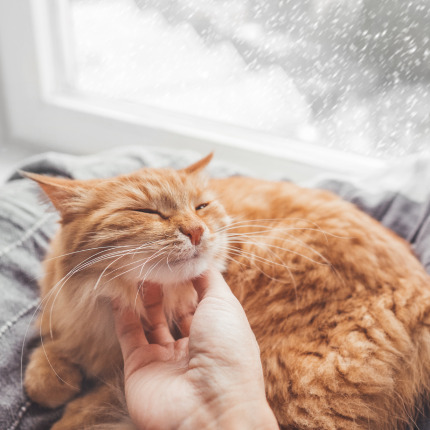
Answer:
180;399;279;430
217;401;279;430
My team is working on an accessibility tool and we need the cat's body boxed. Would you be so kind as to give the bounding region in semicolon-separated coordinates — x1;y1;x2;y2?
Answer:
24;158;430;430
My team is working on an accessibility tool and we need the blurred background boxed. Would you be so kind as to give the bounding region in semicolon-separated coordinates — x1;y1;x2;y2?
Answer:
0;0;429;182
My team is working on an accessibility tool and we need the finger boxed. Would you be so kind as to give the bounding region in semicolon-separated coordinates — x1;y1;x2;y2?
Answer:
192;266;233;303
112;299;148;363
177;309;195;337
142;281;174;345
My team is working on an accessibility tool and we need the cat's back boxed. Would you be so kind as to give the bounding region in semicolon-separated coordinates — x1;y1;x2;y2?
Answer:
210;176;337;220
212;176;418;278
211;176;430;430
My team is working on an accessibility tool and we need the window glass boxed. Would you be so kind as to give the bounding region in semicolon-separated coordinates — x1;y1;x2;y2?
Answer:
67;0;430;159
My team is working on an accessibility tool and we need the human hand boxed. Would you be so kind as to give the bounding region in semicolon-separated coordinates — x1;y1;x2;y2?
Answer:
112;267;279;430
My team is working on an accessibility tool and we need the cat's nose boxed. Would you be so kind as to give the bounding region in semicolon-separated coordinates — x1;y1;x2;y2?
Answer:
180;226;204;246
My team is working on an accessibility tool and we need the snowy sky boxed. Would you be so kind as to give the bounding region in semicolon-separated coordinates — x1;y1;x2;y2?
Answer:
68;0;430;159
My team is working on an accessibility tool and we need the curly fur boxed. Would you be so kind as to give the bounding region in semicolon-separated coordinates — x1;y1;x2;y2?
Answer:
23;156;430;429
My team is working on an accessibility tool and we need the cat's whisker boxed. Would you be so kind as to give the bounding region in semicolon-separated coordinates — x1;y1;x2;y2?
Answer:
213;250;257;271
49;247;142;290
44;244;140;261
47;248;144;337
215;247;285;283
218;244;286;267
217;245;297;280
218;218;353;243
138;246;172;278
223;226;331;243
46;255;120;336
43;243;168;373
219;253;298;289
39;322;80;391
393;390;419;429
212;251;252;301
229;236;300;308
153;257;168;279
103;247;169;284
102;256;158;283
92;246;150;291
63;241;165;287
64;246;153;277
130;239;167;260
20;289;58;392
218;244;270;262
225;228;338;272
216;217;336;239
24;159;428;430
134;258;167;310
219;224;325;236
22;280;83;391
46;242;165;337
238;226;327;250
223;231;336;305
225;236;329;266
261;230;346;286
104;244;171;276
45;248;145;340
166;248;175;272
22;274;79;389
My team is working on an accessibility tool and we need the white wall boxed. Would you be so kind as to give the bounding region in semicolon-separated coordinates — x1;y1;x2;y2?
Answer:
0;117;4;147
0;57;8;148
0;64;41;183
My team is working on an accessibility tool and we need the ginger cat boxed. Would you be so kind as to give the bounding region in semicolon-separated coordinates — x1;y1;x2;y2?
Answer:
23;154;430;429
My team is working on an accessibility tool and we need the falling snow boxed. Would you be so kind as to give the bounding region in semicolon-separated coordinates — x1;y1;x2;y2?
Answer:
69;0;430;159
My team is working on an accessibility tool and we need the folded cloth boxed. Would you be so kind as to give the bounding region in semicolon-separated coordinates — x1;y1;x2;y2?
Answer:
1;146;429;430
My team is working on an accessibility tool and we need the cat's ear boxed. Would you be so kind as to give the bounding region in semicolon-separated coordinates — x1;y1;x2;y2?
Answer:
180;153;213;174
20;171;90;217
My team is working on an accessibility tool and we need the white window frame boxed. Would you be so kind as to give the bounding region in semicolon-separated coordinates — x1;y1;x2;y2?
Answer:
0;0;386;181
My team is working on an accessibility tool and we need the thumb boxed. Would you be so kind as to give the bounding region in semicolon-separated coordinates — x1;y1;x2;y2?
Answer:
192;266;234;303
190;267;261;363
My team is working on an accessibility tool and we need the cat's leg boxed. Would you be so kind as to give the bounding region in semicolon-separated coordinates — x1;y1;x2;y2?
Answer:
51;382;135;430
25;341;83;408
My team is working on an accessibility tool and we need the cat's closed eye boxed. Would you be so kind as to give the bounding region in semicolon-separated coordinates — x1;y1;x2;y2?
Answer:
196;203;209;211
134;208;163;217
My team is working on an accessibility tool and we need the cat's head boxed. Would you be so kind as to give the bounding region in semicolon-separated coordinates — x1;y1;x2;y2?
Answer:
22;154;230;299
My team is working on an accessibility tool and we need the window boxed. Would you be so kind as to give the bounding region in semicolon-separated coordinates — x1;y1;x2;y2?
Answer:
0;0;428;180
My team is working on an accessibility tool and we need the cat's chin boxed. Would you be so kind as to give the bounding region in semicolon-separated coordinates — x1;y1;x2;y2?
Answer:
140;254;226;286
143;256;210;285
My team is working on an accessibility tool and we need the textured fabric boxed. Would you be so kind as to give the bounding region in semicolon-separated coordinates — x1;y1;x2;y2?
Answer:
1;146;430;429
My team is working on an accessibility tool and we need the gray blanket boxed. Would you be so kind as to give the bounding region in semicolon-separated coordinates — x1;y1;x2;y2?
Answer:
1;147;430;430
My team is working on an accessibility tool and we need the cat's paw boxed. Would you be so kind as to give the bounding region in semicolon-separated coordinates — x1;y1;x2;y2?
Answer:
24;344;82;408
51;420;136;430
50;383;136;430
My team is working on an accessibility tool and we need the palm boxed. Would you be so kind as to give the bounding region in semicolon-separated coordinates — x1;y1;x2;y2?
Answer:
124;338;205;430
112;270;278;430
113;282;214;430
